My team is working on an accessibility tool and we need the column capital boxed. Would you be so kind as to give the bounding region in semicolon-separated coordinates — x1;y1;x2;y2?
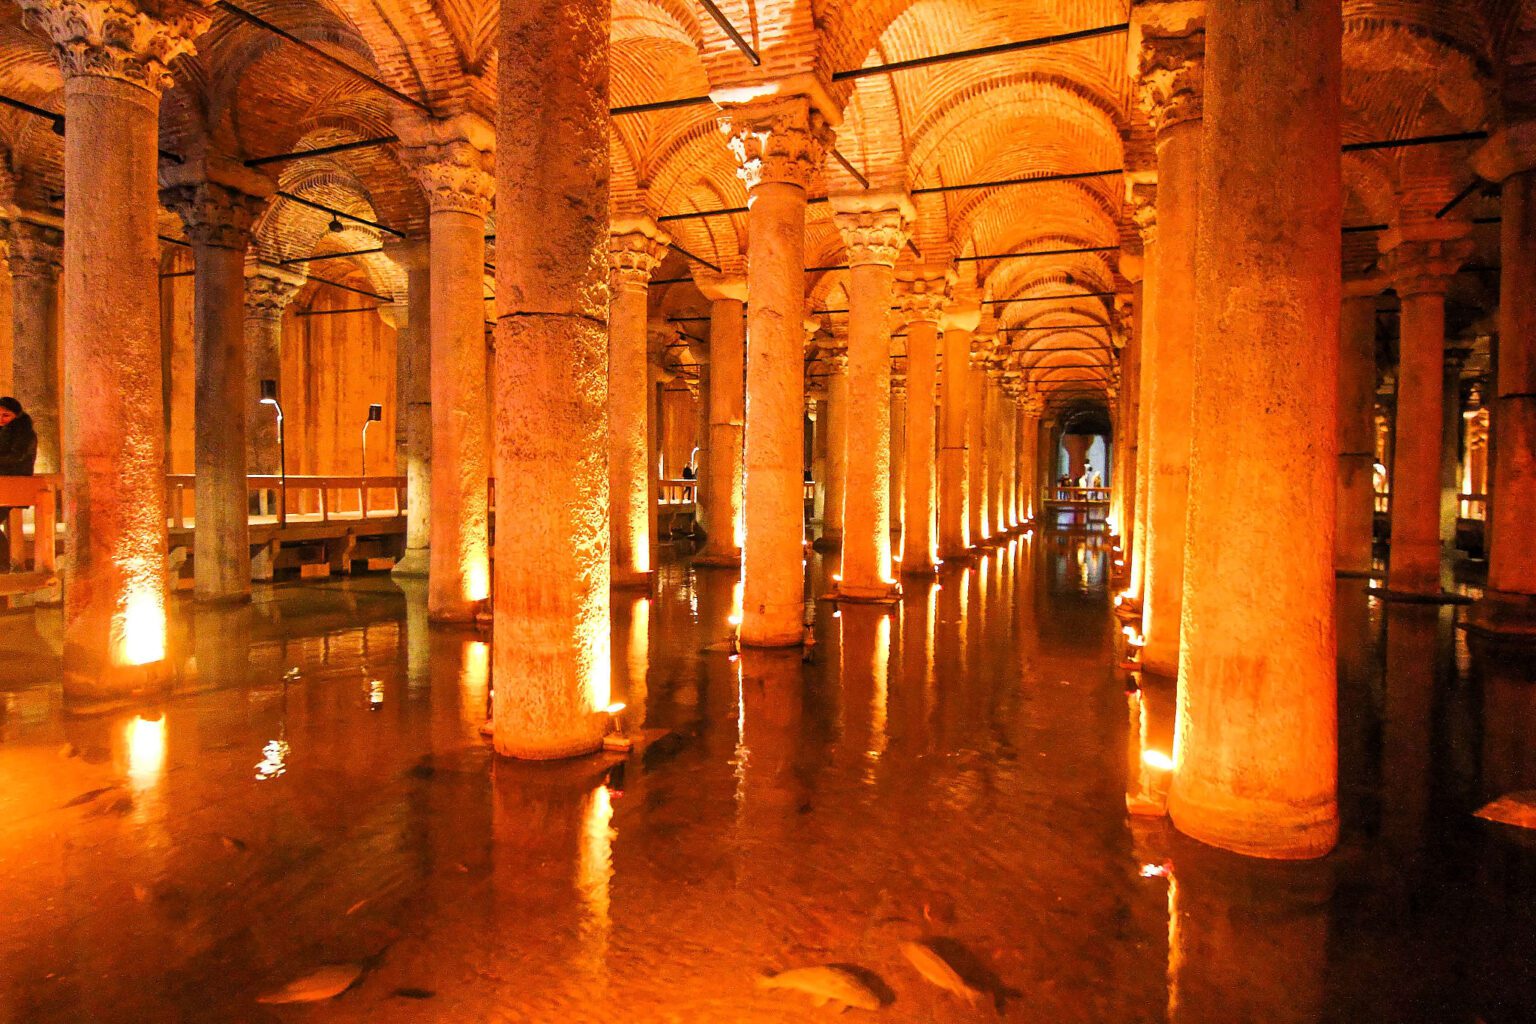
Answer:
382;235;430;272
244;263;306;320
19;0;209;95
1136;22;1205;137
890;372;907;397
160;163;271;250
1019;390;1046;417
1380;226;1474;297
609;217;670;290
694;268;746;302
1471;120;1536;183
829;192;914;268
395;112;494;217
819;344;848;375
718;95;834;193
6;219;62;279
894;269;954;326
1126;178;1157;246
942;292;981;333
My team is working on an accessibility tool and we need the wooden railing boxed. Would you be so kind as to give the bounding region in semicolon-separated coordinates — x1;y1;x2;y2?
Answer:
166;474;406;528
0;474;59;592
1045;485;1112;505
659;479;696;505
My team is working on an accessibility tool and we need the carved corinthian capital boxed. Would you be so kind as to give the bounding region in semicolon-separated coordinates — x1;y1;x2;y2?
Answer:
7;220;63;280
244;264;305;321
829;192;914;268
1137;29;1205;136
894;270;953;326
162;179;267;250
608;217;670;290
18;0;209;94
395;113;495;217
719;96;834;192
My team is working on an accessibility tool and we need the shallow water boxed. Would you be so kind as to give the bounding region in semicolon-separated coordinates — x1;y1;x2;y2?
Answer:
1;535;1533;1022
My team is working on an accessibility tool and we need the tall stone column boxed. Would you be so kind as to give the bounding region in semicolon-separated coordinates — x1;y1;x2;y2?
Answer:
1336;282;1379;574
493;0;610;758
721;95;832;647
938;298;978;556
607;219;669;588
7;221;62;474
889;372;906;540
966;341;990;541
695;271;746;566
243;264;303;516
1127;186;1158;605
1380;231;1470;597
985;368;1007;533
19;0;210;703
829;193;910;598
1137;24;1203;676
999;381;1018;528
1470;126;1536;633
1170;0;1341;859
1019;391;1043;523
385;239;431;575
896;271;948;574
162;165;271;602
818;347;849;547
1109;290;1139;540
398;114;495;622
0;238;12;396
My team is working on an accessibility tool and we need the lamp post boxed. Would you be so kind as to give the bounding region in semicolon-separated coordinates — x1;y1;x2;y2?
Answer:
361;403;382;517
260;379;286;527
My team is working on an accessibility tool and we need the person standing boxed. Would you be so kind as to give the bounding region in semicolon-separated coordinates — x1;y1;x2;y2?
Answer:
0;397;38;571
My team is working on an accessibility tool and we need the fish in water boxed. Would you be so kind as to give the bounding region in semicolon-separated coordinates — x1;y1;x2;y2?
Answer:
256;963;364;1004
1475;791;1536;830
900;941;982;1005
756;966;882;1011
62;786;117;808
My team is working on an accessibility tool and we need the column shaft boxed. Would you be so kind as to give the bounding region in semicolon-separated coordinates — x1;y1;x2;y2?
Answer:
1389;290;1448;595
938;324;971;554
839;263;896;597
395;252;432;574
1170;0;1341;858
9;231;61;475
901;317;939;573
493;0;610;757
609;279;652;586
889;381;906;538
427;209;490;619
822;363;848;543
190;241;250;600
1336;292;1377;573
966;356;987;540
697;291;745;565
1129;241;1158;603
1020;410;1039;522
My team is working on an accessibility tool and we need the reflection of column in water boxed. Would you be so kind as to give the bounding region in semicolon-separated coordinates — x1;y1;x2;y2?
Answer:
839;605;892;778
400;577;431;691
737;650;805;814
1167;845;1332;1024
1334;580;1377;828
190;602;253;696
460;639;490;740
618;595;650;730
897;583;935;759
1380;605;1441;878
1474;634;1536;801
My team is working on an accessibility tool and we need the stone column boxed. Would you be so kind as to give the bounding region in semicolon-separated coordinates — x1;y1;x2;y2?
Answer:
1470;127;1536;633
607;219;669;588
1170;0;1341;859
984;368;1006;533
889;372;906;539
385;239;431;576
721;95;832;647
1127;186;1157;606
7;221;62;474
999;380;1018;527
895;271;948;574
966;340;990;541
492;0;610;758
938;298;978;556
243;265;303;514
1019;391;1043;523
819;347;849;546
1137;25;1203;676
162;165;271;602
0;238;12;396
1380;230;1470;597
1110;290;1139;540
397;114;495;622
808;394;827;521
829;193;910;597
19;0;210;703
1336;281;1379;574
695;271;746;566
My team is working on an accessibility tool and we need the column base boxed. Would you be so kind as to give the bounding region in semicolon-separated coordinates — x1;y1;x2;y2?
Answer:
811;531;843;551
900;563;937;578
428;599;488;624
1367;586;1473;605
1464;592;1536;641
739;624;805;649
694;550;743;568
824;581;901;604
392;547;431;578
1168;787;1339;861
193;591;251;607
61;659;170;716
610;567;653;590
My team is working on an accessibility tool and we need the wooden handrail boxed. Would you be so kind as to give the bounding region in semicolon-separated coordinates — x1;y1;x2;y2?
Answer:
0;473;60;579
165;474;407;523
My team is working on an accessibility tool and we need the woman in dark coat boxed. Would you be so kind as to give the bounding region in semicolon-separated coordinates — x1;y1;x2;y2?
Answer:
0;396;37;571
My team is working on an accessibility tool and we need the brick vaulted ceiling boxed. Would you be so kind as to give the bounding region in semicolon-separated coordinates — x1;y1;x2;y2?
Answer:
0;0;1530;402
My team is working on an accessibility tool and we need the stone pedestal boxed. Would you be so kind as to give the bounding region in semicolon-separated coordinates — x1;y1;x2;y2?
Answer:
19;0;212;705
1169;0;1341;859
492;0;611;758
896;271;948;574
1380;231;1471;597
829;194;910;598
608;220;669;588
695;272;746;567
163;167;271;602
938;299;978;556
722;96;832;647
1137;27;1203;677
1469;133;1536;634
385;240;432;577
398;114;495;622
7;222;61;475
1336;284;1379;574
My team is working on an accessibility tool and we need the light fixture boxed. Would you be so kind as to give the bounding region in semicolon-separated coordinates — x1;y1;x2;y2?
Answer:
360;403;382;517
328;215;344;233
260;379;287;526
